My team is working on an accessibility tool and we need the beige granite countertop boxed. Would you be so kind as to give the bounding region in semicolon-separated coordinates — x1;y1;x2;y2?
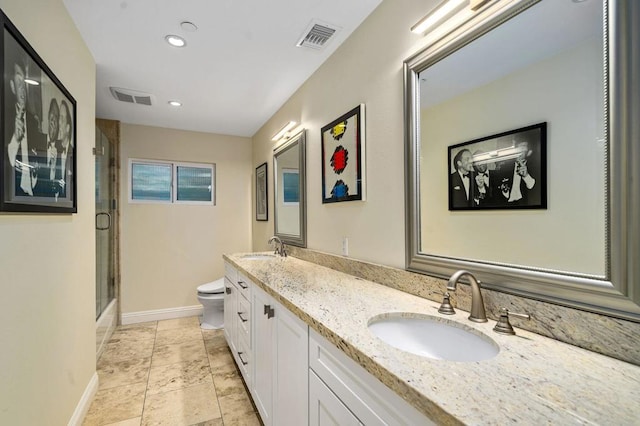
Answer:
224;253;640;425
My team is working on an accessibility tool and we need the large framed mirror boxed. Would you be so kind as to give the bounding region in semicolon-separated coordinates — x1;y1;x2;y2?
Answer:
274;130;307;247
405;0;640;321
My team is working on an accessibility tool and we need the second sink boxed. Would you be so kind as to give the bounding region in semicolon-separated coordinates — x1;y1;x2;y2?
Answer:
368;313;499;362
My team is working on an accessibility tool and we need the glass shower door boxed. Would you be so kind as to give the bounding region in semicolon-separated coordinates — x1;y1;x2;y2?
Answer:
95;128;115;319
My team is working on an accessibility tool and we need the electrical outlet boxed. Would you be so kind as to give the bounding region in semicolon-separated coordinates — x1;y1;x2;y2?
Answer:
342;237;349;256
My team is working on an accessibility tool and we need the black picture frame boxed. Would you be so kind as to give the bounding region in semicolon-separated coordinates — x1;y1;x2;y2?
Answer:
448;122;547;211
256;162;268;221
1;10;77;213
321;104;365;203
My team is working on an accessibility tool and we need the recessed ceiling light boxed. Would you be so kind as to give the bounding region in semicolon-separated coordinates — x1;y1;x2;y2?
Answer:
165;34;186;47
24;78;39;86
168;100;182;107
180;21;198;32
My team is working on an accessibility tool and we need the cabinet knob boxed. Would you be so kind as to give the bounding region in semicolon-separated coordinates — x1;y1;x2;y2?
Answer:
225;287;231;295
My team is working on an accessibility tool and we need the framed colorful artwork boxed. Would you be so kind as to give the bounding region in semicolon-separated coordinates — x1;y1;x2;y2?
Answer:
321;104;365;203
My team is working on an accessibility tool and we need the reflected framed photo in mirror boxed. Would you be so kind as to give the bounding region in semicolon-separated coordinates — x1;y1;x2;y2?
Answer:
448;122;546;211
0;10;77;213
255;162;267;221
321;104;366;203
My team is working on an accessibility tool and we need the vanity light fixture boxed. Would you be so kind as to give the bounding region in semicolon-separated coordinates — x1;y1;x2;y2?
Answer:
271;121;297;141
165;34;186;47
411;0;469;35
24;78;39;86
168;100;182;107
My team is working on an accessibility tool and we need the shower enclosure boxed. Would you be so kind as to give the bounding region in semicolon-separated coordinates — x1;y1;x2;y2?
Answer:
95;123;118;358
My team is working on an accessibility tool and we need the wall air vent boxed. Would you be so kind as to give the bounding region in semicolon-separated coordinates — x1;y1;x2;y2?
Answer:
109;87;154;106
296;20;340;50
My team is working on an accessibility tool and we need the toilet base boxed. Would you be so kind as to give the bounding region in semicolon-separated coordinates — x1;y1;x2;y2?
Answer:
200;321;223;330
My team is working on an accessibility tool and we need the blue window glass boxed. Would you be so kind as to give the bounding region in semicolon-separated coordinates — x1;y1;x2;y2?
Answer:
131;162;172;201
176;166;213;202
283;169;299;203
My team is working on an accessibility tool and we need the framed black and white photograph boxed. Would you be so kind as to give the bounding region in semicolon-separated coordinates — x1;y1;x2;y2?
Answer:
255;162;267;221
448;122;547;211
1;10;77;213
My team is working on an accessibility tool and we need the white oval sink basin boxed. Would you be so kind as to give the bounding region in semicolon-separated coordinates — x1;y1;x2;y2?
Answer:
368;314;499;362
241;253;277;260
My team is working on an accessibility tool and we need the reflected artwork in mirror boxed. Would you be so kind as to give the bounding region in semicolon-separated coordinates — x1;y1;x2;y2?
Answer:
274;130;307;247
405;0;640;321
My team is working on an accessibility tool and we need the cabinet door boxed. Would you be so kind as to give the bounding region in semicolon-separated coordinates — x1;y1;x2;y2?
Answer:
252;285;274;426
274;304;308;426
310;371;362;426
223;277;236;351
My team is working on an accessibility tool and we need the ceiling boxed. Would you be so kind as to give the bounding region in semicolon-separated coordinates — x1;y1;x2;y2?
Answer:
62;0;382;137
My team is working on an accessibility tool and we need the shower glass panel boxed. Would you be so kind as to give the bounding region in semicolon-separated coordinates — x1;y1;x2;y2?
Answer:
95;128;115;319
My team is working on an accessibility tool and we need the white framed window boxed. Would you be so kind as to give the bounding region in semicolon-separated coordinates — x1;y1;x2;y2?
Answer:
129;158;215;205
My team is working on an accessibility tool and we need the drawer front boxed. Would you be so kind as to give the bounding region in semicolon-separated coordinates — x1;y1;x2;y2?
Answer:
236;272;251;299
224;261;238;283
237;293;251;342
309;329;434;426
234;333;251;388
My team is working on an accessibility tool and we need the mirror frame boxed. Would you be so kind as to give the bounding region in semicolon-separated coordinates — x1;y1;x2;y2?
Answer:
404;0;640;322
273;130;307;248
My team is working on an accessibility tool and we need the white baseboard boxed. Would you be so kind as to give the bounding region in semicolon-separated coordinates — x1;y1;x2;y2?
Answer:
121;305;203;325
67;372;99;426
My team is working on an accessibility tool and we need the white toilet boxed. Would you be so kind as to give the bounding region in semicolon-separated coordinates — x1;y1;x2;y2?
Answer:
197;278;225;330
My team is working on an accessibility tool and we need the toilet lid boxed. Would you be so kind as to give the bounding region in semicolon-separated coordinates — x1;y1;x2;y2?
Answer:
198;278;225;294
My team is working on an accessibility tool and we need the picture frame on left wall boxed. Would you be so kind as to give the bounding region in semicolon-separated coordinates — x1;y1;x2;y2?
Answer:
256;162;268;221
0;10;77;213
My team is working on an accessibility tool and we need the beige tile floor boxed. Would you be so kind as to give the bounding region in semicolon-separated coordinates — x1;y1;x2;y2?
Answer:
83;316;262;426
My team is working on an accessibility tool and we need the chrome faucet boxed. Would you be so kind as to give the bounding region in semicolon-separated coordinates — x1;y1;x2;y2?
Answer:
268;236;287;257
447;270;487;323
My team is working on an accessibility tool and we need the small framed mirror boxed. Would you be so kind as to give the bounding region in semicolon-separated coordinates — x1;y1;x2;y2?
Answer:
273;130;307;247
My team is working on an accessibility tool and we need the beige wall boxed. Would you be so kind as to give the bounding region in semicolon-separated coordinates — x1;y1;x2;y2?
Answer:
0;0;96;424
421;39;605;275
252;0;438;266
120;124;252;313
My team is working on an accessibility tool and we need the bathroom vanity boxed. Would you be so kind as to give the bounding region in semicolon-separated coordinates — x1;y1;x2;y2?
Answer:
223;252;640;425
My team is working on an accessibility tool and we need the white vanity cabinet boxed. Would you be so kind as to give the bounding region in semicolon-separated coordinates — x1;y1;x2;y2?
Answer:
251;284;309;426
223;263;252;388
309;329;434;426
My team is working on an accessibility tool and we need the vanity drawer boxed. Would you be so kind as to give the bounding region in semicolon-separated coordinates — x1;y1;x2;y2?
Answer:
224;261;238;283
234;332;251;388
236;272;252;299
237;293;251;341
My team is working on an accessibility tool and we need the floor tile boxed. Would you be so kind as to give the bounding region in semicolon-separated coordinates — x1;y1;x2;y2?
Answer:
83;382;146;425
97;357;151;390
147;359;213;395
155;327;204;346
111;326;157;343
141;382;221;426
212;370;246;398
157;316;200;331
105;417;142;426
201;328;225;342
218;392;259;425
189;419;223;426
88;315;261;426
101;338;155;363
151;339;208;368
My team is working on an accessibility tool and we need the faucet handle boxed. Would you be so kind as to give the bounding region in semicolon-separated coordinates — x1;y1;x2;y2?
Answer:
493;307;530;335
438;292;456;315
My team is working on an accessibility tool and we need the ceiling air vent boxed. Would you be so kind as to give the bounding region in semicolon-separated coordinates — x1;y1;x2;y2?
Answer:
109;87;154;106
296;20;340;50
